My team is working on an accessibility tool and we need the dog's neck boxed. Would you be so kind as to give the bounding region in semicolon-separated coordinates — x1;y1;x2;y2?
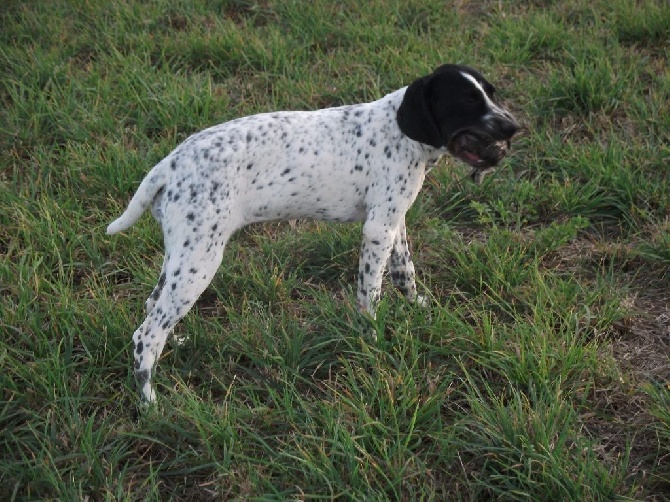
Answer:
374;89;446;165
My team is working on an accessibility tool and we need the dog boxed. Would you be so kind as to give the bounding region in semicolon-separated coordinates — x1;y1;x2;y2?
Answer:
107;64;519;402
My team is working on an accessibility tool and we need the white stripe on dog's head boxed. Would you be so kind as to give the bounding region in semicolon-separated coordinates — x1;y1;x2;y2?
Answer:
460;71;513;122
460;71;502;113
460;71;494;102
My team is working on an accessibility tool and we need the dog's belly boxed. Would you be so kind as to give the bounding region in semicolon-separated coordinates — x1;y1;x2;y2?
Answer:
242;182;368;223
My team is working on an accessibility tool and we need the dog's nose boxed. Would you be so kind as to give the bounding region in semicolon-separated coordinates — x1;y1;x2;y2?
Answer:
501;117;520;137
491;112;520;138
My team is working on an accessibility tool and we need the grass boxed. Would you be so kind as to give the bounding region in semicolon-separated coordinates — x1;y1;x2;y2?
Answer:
1;0;669;499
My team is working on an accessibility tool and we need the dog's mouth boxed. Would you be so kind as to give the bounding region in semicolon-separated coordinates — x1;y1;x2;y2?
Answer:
447;130;511;172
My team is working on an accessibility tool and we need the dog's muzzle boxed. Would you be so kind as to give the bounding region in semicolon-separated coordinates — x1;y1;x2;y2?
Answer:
448;112;520;183
448;131;511;168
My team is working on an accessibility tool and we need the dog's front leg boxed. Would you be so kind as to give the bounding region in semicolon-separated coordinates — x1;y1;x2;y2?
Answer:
387;219;428;307
357;219;397;317
387;219;418;302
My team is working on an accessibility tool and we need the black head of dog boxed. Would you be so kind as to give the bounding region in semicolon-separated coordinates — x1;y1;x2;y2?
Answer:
397;64;519;179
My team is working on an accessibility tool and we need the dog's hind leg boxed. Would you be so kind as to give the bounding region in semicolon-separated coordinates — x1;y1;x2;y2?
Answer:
144;255;188;345
132;227;232;403
145;255;167;315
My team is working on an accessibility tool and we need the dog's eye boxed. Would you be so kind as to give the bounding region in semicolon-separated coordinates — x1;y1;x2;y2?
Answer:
464;90;481;104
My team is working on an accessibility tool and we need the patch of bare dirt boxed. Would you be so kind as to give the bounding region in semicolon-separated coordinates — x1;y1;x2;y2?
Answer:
550;234;670;497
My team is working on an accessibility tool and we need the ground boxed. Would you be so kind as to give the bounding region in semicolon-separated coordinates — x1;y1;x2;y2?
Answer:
1;0;669;499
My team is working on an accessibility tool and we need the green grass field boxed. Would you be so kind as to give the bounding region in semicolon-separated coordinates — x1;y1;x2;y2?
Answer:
2;0;669;499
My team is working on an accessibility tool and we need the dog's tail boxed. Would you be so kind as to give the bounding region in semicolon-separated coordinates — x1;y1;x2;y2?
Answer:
106;159;169;235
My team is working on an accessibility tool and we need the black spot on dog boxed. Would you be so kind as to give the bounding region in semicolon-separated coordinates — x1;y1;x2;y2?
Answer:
189;186;199;202
135;368;150;385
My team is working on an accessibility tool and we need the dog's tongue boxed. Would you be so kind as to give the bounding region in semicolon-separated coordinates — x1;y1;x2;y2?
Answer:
450;132;484;166
462;150;482;164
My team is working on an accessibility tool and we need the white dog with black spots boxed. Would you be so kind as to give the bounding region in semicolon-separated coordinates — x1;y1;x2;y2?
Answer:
107;64;519;402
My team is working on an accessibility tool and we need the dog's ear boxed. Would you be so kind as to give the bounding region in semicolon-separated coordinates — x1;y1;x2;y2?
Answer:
396;75;444;148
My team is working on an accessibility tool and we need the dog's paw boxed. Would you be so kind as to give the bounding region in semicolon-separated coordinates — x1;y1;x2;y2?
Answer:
354;311;378;342
414;295;429;308
364;324;378;342
359;320;378;342
171;334;189;346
